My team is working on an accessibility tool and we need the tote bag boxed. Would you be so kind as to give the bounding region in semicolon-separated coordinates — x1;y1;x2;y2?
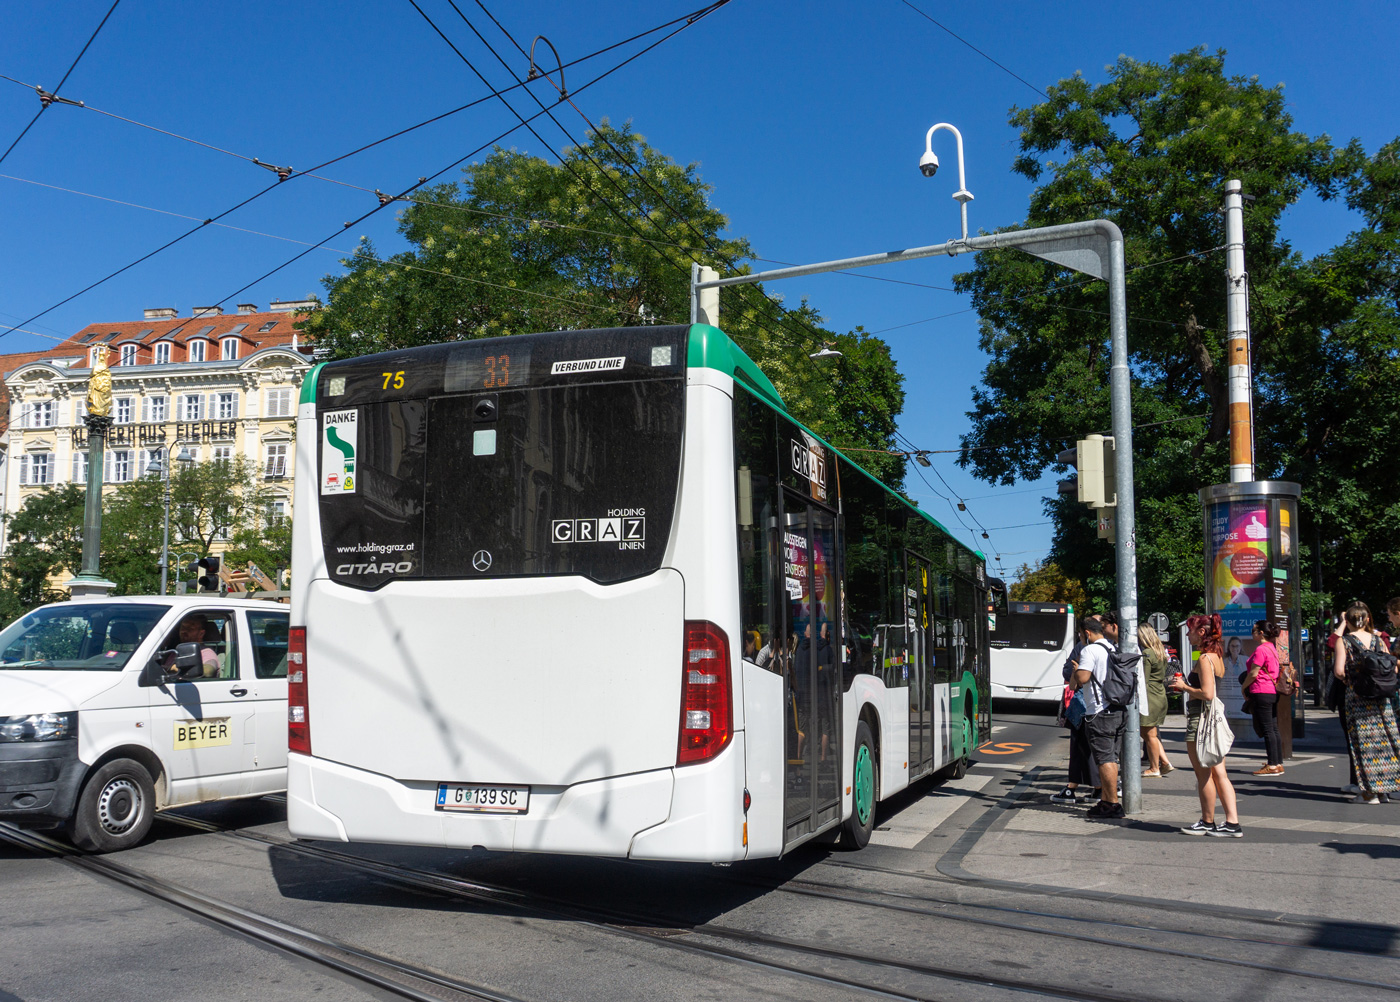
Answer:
1196;697;1234;767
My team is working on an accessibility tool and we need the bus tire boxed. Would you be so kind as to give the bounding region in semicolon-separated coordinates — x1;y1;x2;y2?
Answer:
838;720;877;850
68;759;155;854
949;710;974;779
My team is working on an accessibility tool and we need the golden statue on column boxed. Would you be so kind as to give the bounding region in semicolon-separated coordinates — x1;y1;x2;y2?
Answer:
86;344;113;418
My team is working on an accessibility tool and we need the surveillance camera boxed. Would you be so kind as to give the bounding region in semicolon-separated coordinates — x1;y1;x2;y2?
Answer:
473;396;498;422
919;150;939;177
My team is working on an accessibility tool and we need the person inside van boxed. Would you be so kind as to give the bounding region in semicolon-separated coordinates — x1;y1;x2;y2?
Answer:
161;613;221;679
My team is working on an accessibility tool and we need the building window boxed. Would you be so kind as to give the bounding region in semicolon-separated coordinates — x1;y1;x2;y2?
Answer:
115;397;134;424
216;392;238;420
188;341;206;362
106;450;132;483
120;344;138;366
19;453;53;485
142;395;168;422
212;445;233;463
265;444;289;479
154;342;171;364
26;401;54;428
90;348;101;366
267;498;289;526
213;505;232;539
222;338;239;360
71;452;89;484
265;388;293;417
181;394;203;421
258;321;277;333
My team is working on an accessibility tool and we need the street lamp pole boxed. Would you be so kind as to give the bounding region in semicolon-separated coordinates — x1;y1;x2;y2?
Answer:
148;441;192;595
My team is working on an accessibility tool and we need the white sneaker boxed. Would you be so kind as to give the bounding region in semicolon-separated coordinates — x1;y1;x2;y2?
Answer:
1359;792;1382;805
1341;784;1361;795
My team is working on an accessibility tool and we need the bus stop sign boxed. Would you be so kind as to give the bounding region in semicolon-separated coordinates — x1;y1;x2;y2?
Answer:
1148;612;1169;638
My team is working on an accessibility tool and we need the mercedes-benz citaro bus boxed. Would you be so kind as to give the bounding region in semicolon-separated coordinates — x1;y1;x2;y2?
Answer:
286;324;992;860
988;598;1075;704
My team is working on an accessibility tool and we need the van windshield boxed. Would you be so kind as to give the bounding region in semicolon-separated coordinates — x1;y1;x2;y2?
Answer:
0;604;169;671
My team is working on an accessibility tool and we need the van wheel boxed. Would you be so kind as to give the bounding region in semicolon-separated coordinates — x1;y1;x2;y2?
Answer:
838;721;877;849
69;759;155;853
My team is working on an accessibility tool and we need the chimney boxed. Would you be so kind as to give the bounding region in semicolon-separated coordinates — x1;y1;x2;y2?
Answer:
144;307;178;320
237;303;258;315
269;299;319;313
192;305;223;317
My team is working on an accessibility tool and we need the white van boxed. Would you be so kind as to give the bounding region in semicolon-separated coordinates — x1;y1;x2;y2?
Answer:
0;596;289;852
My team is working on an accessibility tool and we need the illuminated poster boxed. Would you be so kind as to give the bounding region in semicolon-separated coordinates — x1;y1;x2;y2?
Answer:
1207;502;1270;719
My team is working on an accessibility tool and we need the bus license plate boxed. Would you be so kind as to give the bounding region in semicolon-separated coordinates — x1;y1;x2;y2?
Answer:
436;783;529;814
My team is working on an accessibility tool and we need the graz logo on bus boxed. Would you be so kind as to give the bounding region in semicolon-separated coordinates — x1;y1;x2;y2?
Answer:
790;436;828;502
552;509;646;550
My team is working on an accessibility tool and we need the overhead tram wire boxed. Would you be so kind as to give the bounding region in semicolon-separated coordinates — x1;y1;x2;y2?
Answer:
0;6;718;345
104;7;724;335
0;0;121;168
897;0;1047;100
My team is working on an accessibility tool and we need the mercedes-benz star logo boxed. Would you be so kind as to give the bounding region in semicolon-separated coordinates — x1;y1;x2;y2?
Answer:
472;550;493;572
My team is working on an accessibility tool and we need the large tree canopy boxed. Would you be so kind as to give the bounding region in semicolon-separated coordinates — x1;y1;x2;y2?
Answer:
300;122;908;485
956;48;1399;622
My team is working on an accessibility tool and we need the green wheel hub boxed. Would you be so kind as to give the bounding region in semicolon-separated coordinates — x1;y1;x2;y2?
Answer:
853;744;874;826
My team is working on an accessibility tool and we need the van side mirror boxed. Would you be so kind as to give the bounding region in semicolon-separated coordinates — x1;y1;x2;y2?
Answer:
173;642;201;669
139;659;166;688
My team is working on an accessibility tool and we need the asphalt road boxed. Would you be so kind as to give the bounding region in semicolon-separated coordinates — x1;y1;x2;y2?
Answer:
4;710;1396;1002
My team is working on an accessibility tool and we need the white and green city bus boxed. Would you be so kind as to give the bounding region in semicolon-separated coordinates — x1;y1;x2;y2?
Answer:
286;324;992;860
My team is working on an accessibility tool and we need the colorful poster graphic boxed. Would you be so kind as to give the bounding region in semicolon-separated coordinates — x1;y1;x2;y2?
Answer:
1207;503;1270;610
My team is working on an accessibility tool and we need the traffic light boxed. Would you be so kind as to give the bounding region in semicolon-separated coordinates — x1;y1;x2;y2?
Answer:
191;556;221;593
1056;434;1117;509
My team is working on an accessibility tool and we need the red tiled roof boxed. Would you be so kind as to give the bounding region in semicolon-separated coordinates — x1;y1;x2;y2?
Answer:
0;309;315;437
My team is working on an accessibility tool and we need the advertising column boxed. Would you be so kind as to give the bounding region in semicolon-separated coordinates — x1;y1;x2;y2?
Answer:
1199;481;1304;745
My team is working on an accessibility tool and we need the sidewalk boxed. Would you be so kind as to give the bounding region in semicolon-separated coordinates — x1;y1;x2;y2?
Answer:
955;711;1400;927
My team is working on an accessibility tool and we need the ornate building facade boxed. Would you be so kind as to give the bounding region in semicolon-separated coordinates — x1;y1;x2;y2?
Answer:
0;302;316;564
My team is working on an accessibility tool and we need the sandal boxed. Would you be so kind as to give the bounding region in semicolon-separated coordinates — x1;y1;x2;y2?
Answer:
1142;769;1161;778
1159;761;1175;775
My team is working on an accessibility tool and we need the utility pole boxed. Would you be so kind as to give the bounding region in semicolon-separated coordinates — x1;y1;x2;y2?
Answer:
1224;179;1254;483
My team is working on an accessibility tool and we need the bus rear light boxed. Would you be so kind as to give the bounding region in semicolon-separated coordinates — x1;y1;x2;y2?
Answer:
288;627;310;755
678;621;731;765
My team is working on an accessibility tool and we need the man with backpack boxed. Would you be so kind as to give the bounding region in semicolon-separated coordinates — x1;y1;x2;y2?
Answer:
1073;615;1134;819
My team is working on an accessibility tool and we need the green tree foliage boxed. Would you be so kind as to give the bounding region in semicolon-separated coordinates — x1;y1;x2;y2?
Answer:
1007;560;1089;609
223;521;291;587
0;457;280;616
300;122;906;483
955;48;1398;622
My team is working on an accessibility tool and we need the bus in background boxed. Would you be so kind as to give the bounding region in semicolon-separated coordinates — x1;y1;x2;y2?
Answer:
988;599;1075;704
286;324;992;861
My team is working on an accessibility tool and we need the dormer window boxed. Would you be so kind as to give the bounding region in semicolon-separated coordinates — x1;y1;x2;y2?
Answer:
258;321;277;333
154;342;171;364
119;344;138;365
221;337;239;360
90;347;101;366
188;340;206;362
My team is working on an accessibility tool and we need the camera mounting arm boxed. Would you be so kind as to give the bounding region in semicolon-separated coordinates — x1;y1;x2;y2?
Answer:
924;123;973;241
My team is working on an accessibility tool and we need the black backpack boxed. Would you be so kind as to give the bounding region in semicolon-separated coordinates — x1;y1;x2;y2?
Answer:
1090;640;1142;710
1346;635;1399;700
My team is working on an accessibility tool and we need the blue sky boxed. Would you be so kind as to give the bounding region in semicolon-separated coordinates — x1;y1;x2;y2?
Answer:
2;0;1396;578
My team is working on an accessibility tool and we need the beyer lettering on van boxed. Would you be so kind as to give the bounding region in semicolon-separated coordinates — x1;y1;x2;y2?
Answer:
550;356;626;375
174;718;232;750
552;515;645;549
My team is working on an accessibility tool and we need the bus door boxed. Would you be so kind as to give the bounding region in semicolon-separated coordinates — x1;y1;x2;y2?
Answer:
907;553;934;777
781;496;841;841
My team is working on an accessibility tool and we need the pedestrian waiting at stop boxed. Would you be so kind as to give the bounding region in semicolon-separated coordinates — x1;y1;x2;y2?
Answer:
1051;621;1098;806
1332;602;1400;805
1170;614;1243;837
1137;624;1175;777
1243;620;1285;775
1074;616;1126;819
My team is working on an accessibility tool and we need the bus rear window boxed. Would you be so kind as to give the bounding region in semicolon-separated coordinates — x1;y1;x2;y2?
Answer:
990;612;1070;650
319;379;684;587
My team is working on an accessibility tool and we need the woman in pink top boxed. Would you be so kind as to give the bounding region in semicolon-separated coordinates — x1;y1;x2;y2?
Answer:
1243;620;1283;775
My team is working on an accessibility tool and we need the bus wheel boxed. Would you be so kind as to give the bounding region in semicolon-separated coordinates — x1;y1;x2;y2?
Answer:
839;721;877;849
69;759;155;854
950;711;973;779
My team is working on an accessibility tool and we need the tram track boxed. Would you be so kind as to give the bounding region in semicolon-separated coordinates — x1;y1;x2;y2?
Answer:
154;810;1400;1001
0;822;526;1002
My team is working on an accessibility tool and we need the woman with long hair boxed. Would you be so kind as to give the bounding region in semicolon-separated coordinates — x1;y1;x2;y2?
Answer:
1332;602;1400;804
1137;624;1175;777
1169;614;1243;836
1242;620;1284;775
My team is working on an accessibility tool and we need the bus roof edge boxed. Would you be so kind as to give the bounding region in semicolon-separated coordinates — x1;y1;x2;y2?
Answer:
687;324;786;411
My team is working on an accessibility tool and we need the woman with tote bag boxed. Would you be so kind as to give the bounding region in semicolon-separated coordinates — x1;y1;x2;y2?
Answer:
1169;614;1243;837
